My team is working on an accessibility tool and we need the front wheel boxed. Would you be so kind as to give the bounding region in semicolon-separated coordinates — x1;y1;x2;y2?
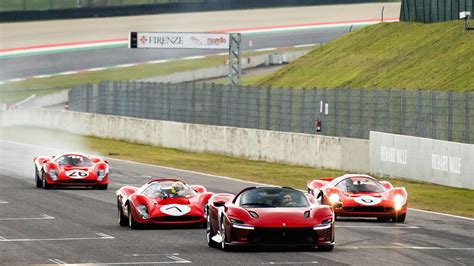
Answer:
35;168;42;188
118;202;128;227
41;171;51;189
128;205;143;229
220;218;232;251
393;213;406;223
206;207;218;248
97;184;108;190
377;217;391;222
318;244;334;251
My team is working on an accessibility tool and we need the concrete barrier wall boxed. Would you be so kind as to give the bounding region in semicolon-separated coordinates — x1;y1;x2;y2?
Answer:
0;108;369;172
370;131;474;189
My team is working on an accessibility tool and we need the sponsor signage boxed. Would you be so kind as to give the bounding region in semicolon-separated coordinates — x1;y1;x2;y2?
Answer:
129;32;230;50
370;131;474;189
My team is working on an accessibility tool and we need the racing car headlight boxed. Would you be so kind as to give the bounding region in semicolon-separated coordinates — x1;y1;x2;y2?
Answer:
49;169;58;181
313;218;333;230
393;194;404;211
328;193;340;205
322;218;333;224
97;169;106;181
230;218;254;230
136;204;149;220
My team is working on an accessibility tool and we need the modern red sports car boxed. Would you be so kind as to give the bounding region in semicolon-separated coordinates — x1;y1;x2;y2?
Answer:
116;178;214;229
206;186;335;251
307;174;408;222
34;153;109;189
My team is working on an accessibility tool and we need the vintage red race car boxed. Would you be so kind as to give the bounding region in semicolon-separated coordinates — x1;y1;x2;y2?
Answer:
116;178;214;229
307;174;408;222
206;186;335;251
34;153;109;189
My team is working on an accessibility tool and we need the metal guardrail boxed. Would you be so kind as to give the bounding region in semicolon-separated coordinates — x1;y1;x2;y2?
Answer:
69;81;474;144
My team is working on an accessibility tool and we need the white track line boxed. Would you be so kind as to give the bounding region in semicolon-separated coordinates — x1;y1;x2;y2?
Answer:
336;224;419;229
1;138;473;221
49;259;66;264
0;232;114;242
263;262;318;265
0;214;54;221
339;244;474;250
0;200;8;204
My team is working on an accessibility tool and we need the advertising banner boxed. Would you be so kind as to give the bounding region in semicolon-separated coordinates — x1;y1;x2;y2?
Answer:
129;32;230;50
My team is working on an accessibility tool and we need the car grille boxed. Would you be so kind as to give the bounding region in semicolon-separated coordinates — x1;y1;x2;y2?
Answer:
60;180;97;184
152;216;202;222
343;206;392;212
248;227;316;245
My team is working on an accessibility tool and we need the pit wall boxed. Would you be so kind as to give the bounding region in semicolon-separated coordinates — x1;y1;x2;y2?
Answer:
0;108;369;173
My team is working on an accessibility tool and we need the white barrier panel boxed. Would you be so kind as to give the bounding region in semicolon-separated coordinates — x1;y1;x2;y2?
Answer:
370;131;474;189
0;109;369;173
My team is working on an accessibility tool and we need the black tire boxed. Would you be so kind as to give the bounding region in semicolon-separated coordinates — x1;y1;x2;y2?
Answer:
206;207;219;248
128;205;143;229
41;171;51;189
220;217;232;251
393;213;406;223
35;167;42;188
97;184;108;190
318;244;334;251
377;217;391;222
118;201;128;227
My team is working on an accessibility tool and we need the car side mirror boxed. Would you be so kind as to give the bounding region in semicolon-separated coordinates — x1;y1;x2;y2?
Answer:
104;160;109;164
213;200;226;207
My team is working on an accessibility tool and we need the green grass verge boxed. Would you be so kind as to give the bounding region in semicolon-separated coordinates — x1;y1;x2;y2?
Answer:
1;126;472;217
256;21;474;91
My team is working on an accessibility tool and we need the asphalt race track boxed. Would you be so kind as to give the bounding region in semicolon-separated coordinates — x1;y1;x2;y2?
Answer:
0;139;473;265
0;28;353;81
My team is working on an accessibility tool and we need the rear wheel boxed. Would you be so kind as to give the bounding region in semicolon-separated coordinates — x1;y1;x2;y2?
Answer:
35;168;42;188
206;207;218;248
118;201;128;227
393;213;406;223
318;244;334;251
41;171;51;189
128;205;143;229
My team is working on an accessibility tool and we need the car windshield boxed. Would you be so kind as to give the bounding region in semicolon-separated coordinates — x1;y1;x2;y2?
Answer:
237;187;309;208
55;155;94;167
142;181;197;198
335;177;385;193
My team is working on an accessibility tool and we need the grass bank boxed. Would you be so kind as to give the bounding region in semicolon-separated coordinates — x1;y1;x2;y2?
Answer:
256;21;474;91
1;126;472;217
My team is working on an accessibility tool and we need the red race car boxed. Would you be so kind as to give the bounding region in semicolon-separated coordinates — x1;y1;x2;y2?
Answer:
206;186;335;251
34;153;109;190
307;174;408;222
116;178;214;229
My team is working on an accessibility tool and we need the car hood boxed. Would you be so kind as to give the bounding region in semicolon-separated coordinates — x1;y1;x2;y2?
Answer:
246;208;316;227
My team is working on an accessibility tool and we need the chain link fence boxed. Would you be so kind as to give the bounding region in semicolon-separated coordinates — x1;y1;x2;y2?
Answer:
400;0;473;23
69;81;474;144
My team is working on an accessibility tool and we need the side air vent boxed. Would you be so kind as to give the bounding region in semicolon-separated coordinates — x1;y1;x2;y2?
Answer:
248;210;259;218
304;210;310;218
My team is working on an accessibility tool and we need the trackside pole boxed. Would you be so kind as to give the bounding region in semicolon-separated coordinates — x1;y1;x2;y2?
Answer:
228;33;242;86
